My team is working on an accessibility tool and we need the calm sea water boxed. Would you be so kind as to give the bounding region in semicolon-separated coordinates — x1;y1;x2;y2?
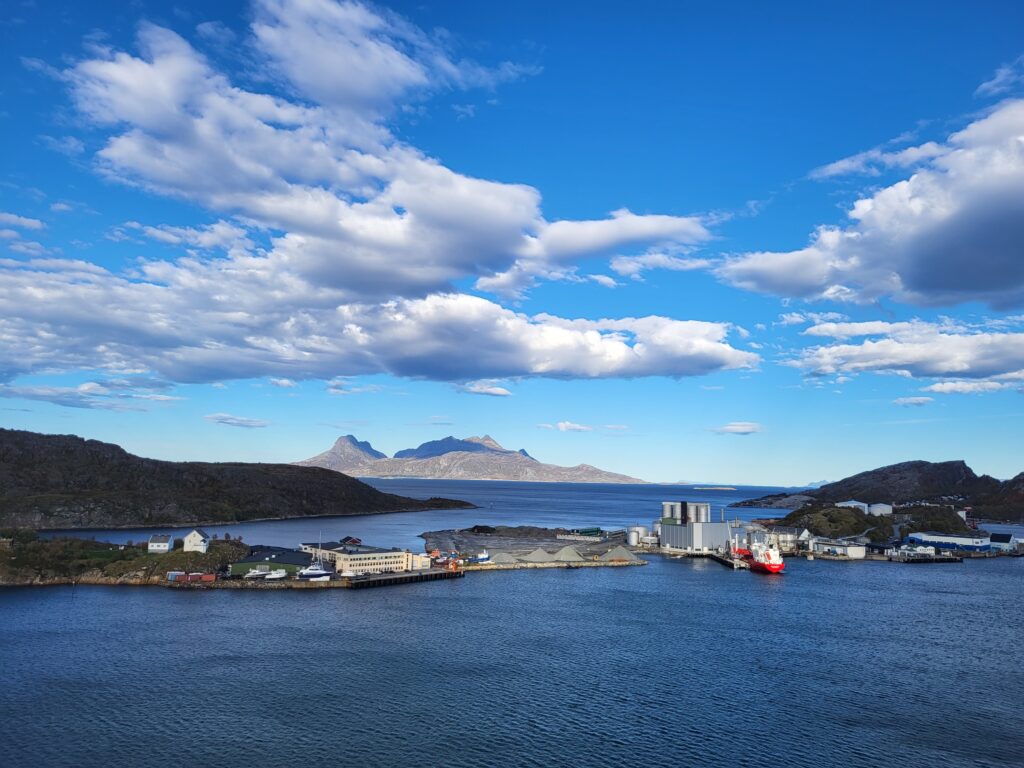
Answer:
4;480;1023;767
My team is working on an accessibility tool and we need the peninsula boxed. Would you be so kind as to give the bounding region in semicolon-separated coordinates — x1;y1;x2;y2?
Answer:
733;459;1024;523
0;428;472;530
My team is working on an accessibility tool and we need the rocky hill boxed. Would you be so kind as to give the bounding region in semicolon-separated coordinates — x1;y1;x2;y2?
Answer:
734;459;1023;521
296;434;645;483
812;460;1002;504
0;429;471;529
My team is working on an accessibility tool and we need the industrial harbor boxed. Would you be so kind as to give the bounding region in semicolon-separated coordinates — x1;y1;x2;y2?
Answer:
2;496;1020;591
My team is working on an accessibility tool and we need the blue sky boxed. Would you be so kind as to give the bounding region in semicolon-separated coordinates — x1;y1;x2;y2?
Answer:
2;0;1024;484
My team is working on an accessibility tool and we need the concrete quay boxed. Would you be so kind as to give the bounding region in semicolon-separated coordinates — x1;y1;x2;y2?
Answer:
647;547;750;569
462;560;645;572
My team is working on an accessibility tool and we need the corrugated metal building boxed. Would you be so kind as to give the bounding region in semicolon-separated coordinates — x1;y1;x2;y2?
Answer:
659;520;737;552
907;531;991;552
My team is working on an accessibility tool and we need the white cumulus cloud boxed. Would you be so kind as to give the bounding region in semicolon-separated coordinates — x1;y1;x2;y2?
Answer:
921;381;1012;394
791;319;1024;392
718;99;1024;309
556;421;591;432
460;380;512;397
713;421;762;435
0;1;759;400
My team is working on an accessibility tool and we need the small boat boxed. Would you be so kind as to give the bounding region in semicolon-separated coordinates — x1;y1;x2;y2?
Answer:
297;561;333;580
263;568;288;580
298;532;334;581
243;568;269;579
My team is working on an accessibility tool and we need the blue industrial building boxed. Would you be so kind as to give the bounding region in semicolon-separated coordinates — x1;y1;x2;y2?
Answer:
906;531;991;553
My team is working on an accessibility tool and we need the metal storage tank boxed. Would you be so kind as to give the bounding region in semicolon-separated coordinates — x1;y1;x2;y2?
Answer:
689;502;711;523
626;529;640;546
636;526;649;539
662;502;674;519
653;521;662;536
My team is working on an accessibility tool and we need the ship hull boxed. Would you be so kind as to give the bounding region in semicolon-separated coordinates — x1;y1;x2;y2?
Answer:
748;560;785;574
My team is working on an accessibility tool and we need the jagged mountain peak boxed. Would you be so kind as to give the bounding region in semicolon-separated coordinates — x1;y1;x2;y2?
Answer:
465;435;505;451
332;434;387;459
297;432;645;483
394;436;505;460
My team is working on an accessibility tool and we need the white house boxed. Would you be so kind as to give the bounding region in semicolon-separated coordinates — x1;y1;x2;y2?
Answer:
148;534;173;554
867;503;893;516
183;529;210;554
835;500;869;513
810;538;867;559
885;544;936;558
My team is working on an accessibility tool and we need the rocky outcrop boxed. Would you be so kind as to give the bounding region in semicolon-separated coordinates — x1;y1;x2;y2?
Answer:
296;434;646;483
0;428;471;529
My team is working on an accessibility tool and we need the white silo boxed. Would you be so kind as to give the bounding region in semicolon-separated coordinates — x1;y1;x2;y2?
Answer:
626;529;640;546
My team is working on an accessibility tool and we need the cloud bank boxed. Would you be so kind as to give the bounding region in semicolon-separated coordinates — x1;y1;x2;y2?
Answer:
1;0;755;397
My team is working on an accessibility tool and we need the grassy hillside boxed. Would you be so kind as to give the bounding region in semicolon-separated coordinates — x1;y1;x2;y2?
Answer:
0;532;250;581
0;428;471;529
781;504;973;542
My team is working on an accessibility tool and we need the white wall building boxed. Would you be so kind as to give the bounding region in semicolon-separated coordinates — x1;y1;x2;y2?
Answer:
990;533;1019;552
147;534;172;554
183;529;210;554
810;539;867;559
885;544;936;558
301;541;433;575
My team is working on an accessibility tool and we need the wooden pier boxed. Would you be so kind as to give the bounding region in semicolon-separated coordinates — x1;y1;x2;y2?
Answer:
887;555;963;564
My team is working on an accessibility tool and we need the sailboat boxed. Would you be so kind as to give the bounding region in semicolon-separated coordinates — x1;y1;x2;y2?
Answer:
298;532;333;581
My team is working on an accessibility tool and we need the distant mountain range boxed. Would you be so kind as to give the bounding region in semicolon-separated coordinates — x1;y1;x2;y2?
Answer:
733;459;1024;522
297;434;645;484
0;429;471;529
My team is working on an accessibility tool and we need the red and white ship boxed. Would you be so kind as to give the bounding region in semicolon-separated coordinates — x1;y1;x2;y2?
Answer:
732;537;785;574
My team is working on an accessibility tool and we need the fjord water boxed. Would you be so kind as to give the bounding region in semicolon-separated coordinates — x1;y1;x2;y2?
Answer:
3;481;1023;767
